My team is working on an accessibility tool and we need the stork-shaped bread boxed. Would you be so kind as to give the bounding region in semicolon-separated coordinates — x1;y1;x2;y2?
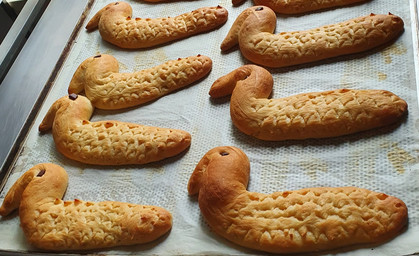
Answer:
39;94;191;165
210;65;407;141
86;1;228;49
69;54;212;110
0;163;172;250
188;146;408;254
221;6;404;68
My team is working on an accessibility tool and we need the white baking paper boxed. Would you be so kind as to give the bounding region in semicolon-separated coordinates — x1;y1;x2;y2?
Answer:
0;0;418;254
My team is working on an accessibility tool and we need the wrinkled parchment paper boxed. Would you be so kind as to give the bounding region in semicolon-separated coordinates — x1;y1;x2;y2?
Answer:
1;0;419;254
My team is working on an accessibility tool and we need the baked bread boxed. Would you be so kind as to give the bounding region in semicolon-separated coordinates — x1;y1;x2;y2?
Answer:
188;146;408;254
232;0;368;14
0;163;172;250
86;2;228;49
209;65;407;141
68;54;212;110
39;94;191;165
221;6;404;68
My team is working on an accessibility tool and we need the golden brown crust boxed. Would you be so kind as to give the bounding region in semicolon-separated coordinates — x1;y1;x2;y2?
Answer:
188;146;408;254
209;65;408;141
253;0;369;14
39;95;191;165
0;163;172;250
68;54;212;110
86;2;228;49
221;6;404;68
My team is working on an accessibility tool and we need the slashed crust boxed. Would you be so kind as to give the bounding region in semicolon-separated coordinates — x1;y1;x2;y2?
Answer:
210;65;407;141
39;95;191;165
221;6;404;68
232;0;369;14
0;163;172;250
68;54;212;110
86;2;228;49
188;146;408;254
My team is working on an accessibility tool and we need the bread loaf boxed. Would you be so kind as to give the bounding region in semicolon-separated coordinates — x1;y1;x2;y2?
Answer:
86;2;228;49
221;6;404;68
188;146;408;254
69;54;212;110
232;0;369;14
39;94;191;165
210;65;408;141
0;163;172;250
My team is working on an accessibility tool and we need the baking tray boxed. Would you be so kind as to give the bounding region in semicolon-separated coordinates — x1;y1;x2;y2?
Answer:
0;0;419;255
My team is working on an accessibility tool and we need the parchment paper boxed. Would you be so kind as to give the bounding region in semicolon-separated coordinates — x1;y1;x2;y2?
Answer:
0;0;419;254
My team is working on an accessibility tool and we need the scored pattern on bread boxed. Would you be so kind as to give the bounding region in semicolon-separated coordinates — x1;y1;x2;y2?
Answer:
209;65;407;141
68;54;212;110
86;2;228;49
39;95;191;165
221;6;404;68
233;0;369;14
188;146;408;254
0;163;172;250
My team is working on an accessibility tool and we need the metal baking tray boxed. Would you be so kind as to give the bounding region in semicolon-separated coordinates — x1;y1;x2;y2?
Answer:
0;0;418;254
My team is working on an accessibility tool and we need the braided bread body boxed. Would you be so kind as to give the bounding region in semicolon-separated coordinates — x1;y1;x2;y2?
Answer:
221;6;404;68
0;163;172;250
69;54;212;110
86;2;228;49
188;146;408;254
210;65;407;141
39;95;191;165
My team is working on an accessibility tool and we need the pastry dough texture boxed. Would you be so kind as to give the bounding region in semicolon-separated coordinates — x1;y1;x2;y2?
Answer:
233;0;369;14
39;94;191;165
188;146;408;254
68;54;212;110
0;163;172;250
221;6;404;68
209;65;407;141
86;1;228;49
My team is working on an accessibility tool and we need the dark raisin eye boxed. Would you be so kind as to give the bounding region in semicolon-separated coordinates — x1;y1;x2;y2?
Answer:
37;169;46;177
255;7;264;11
220;152;229;156
94;55;101;58
115;2;119;5
69;93;78;100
